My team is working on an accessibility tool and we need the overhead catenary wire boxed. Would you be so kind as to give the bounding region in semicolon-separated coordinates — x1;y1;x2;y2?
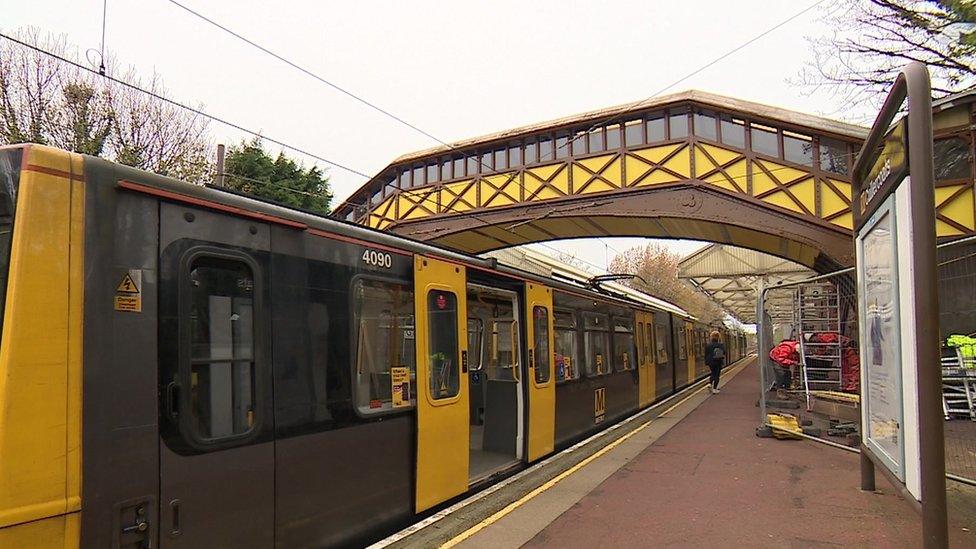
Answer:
163;0;825;267
0;31;372;180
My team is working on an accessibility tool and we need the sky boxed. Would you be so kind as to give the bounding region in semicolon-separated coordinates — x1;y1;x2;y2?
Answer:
4;0;867;271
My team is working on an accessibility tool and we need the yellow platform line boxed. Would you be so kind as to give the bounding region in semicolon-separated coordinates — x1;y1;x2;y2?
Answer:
440;358;751;548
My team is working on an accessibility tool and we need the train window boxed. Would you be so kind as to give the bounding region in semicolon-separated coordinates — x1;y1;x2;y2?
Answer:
655;323;669;363
428;290;460;399
352;278;416;415
188;257;257;441
645;323;655;365
637;322;646;365
675;325;687;360
554;310;579;382
613;318;635;371
533;306;551;384
467;318;483;372
583;313;611;376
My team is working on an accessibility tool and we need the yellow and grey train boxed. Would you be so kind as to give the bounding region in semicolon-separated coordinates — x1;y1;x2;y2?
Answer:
0;144;746;548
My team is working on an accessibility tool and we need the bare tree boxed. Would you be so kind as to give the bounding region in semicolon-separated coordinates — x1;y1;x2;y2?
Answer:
610;244;727;325
0;27;212;181
796;1;976;116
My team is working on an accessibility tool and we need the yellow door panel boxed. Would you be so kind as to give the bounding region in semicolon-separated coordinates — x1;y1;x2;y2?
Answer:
526;283;555;462
686;323;696;383
637;311;655;407
414;255;469;512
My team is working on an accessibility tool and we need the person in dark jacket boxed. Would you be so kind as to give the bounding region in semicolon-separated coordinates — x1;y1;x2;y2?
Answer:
704;331;726;394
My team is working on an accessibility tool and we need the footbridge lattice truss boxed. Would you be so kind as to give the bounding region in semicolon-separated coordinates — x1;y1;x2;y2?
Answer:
335;90;976;270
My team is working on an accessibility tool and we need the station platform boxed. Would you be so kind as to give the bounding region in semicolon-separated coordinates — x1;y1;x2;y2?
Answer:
374;357;976;548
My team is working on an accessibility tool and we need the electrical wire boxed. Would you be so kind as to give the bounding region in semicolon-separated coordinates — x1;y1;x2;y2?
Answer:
162;0;825;261
0;31;372;180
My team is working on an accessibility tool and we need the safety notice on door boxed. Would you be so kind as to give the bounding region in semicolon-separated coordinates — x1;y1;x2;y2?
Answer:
391;366;411;408
114;270;142;313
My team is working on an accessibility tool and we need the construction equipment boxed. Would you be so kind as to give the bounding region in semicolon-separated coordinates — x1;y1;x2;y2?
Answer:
793;283;843;410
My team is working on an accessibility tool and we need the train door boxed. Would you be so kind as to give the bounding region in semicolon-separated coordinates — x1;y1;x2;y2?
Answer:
466;283;523;482
686;323;696;384
414;255;469;512
655;312;675;398
526;283;554;462
636;311;655;407
158;203;274;548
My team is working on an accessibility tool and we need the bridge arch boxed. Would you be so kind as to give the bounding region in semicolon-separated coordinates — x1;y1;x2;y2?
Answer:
335;90;976;271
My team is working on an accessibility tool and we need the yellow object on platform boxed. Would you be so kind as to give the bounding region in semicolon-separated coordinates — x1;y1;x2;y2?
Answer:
766;413;802;440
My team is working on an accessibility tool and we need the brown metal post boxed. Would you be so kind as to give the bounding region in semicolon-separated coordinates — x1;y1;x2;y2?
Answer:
860;445;876;491
215;144;226;187
904;62;948;549
851;62;948;548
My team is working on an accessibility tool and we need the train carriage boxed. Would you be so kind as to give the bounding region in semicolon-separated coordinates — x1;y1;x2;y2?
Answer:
0;144;745;548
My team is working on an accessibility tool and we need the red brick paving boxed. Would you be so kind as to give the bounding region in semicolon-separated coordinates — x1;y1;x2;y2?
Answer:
525;361;976;548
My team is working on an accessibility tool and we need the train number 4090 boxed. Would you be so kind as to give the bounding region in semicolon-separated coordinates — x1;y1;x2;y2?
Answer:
362;249;393;268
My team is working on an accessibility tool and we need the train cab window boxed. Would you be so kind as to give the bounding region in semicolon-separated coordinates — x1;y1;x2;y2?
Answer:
554;310;579;382
583;313;611;376
428;290;460;399
188;257;257;441
352;278;416;415
613;318;635;371
655;323;669;363
532;306;551;384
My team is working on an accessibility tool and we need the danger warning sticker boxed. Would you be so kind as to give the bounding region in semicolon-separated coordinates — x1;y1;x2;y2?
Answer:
114;270;142;313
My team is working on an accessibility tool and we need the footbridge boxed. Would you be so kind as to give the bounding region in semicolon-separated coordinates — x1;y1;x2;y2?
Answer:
334;90;976;270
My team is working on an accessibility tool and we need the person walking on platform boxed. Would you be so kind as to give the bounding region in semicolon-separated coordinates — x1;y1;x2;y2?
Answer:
704;331;726;394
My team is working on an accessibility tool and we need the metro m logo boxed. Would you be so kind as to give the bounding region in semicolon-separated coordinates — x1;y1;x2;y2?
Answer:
594;387;606;424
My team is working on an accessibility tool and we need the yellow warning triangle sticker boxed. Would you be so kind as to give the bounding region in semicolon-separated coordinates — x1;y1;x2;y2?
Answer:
116;273;139;294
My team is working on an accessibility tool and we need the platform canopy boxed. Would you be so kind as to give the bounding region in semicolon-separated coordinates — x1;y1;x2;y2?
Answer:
677;243;813;323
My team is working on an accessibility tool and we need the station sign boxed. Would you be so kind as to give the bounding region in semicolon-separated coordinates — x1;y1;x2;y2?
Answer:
851;62;946;548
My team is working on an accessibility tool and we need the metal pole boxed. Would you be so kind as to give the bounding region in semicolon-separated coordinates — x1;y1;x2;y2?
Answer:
904;62;948;549
757;278;768;427
215;143;226;187
860;446;876;491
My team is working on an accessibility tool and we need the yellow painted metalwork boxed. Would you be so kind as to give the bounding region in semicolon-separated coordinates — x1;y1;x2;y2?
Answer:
636;311;656;408
0;512;80;549
525;283;555;462
0;145;83;545
414;255;469;512
367;130;972;240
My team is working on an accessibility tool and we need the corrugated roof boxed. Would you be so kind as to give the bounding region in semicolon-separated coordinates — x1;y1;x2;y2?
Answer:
392;89;869;165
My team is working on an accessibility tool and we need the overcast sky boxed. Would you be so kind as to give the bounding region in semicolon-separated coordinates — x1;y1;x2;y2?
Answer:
6;0;867;271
